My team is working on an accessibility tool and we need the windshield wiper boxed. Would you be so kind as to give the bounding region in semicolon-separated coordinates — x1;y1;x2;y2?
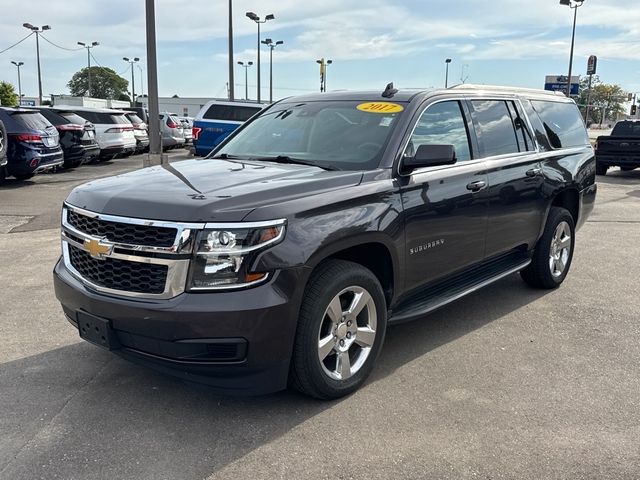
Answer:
250;155;339;171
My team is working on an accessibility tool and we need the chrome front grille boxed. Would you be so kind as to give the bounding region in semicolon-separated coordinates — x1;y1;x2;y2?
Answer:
61;204;205;299
67;209;178;247
69;245;168;294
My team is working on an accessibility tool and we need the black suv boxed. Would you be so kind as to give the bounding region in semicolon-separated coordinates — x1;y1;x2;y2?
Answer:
54;85;596;399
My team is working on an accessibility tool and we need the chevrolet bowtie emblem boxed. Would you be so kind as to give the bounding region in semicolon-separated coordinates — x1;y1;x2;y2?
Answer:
83;238;113;259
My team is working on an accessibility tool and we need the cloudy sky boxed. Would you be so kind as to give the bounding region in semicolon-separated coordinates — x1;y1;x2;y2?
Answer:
1;0;640;101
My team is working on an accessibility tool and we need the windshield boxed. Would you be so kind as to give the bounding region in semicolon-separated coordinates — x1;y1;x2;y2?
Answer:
215;101;404;170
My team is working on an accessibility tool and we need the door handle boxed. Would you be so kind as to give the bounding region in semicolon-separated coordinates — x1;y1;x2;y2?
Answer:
526;167;542;177
466;180;487;192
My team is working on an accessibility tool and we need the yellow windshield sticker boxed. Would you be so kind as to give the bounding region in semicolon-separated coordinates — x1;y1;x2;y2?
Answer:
357;102;404;114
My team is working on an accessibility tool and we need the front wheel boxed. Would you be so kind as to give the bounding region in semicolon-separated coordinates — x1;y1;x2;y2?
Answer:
521;207;575;289
290;260;387;399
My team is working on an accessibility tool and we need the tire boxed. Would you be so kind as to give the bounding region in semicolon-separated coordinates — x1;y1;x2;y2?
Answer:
14;173;35;181
595;163;608;176
0;166;6;185
290;260;387;399
521;207;575;289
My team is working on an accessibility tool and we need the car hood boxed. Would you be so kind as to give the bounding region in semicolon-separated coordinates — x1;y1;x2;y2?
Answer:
66;158;364;222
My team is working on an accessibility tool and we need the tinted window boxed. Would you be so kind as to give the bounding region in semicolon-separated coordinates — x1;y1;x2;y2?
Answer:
57;112;89;125
12;112;52;131
505;101;534;152
126;113;143;124
73;111;116;124
521;100;552;151
218;101;403;171
406;101;471;162
111;114;130;125
531;100;588;149
36;109;65;126
203;104;261;122
611;121;640;136
470;100;519;157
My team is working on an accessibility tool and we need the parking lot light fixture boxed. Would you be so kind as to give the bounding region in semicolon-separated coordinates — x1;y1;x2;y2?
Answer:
238;61;254;100
11;61;24;103
245;12;275;103
445;58;452;88
77;41;99;97
560;0;586;97
261;38;284;103
123;57;140;108
22;22;50;105
316;58;332;92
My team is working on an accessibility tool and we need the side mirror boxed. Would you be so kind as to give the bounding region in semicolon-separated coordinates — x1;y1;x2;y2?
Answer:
402;144;457;173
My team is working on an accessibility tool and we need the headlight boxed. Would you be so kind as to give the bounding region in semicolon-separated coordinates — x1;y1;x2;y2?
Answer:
187;220;286;290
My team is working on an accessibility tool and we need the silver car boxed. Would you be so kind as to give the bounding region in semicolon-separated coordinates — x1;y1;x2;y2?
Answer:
159;112;185;150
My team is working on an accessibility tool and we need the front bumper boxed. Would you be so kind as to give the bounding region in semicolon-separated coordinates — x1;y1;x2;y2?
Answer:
53;258;307;395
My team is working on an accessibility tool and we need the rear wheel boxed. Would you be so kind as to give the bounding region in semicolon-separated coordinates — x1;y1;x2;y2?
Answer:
290;260;387;399
0;120;7;165
521;207;575;289
595;163;608;175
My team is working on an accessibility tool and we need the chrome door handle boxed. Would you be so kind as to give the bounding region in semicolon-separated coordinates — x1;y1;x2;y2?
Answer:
466;180;487;192
526;167;542;177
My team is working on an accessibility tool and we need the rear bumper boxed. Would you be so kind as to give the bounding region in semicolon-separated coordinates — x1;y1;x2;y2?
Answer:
596;154;640;167
63;144;100;164
6;146;64;175
53;258;308;395
99;145;136;159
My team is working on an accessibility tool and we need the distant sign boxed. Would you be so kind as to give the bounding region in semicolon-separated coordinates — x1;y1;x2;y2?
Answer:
20;99;36;107
544;75;580;96
587;55;598;76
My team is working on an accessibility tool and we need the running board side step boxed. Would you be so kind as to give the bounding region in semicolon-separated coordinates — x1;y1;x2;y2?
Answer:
388;255;531;324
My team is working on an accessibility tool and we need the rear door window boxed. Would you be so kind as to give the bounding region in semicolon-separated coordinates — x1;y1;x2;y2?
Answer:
469;100;520;157
12;112;52;131
530;100;588;149
203;104;261;122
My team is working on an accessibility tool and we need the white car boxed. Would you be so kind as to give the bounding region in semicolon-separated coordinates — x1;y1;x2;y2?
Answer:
159;112;185;150
63;107;137;160
177;116;194;145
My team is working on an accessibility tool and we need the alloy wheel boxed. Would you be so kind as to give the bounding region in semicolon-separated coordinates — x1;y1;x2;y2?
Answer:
549;221;572;278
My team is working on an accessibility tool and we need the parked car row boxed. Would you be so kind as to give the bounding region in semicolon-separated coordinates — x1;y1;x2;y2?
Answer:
0;105;192;184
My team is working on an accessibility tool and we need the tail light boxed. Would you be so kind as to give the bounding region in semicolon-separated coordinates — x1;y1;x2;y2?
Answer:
192;126;202;140
13;134;43;143
57;124;84;131
167;120;179;129
105;126;134;133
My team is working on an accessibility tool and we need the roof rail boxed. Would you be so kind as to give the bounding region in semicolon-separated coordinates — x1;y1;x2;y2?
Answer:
449;84;567;97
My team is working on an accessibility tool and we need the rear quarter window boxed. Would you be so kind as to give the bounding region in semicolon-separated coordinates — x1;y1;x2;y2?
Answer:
611;122;640;136
530;100;588;149
203;104;261;122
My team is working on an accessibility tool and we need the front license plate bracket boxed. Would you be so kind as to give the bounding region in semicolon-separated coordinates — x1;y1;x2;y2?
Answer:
77;311;121;350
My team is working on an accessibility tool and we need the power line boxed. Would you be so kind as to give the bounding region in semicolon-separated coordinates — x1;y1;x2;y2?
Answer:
39;34;84;51
0;32;33;55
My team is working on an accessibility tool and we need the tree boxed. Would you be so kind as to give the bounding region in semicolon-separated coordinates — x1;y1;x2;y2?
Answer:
0;81;18;107
67;67;129;100
576;76;626;126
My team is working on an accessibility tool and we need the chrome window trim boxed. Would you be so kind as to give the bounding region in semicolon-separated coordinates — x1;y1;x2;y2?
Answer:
396;94;546;178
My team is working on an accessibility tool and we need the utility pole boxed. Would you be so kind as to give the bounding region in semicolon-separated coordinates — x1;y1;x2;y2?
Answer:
23;23;50;105
77;41;99;97
228;0;234;101
145;0;164;165
246;12;275;103
123;57;140;107
11;61;24;104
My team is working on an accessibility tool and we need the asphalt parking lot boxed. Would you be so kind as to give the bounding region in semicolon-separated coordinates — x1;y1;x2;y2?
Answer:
1;161;639;480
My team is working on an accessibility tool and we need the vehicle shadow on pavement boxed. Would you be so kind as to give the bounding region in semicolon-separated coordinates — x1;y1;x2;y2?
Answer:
0;274;551;480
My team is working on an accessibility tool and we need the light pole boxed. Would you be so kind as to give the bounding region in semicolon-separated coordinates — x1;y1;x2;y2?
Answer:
237;61;254;100
137;64;145;97
245;12;274;103
22;23;50;105
123;57;140;107
261;38;283;103
77;41;99;97
445;58;452;88
560;0;585;97
228;0;234;101
316;58;332;92
11;61;24;104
